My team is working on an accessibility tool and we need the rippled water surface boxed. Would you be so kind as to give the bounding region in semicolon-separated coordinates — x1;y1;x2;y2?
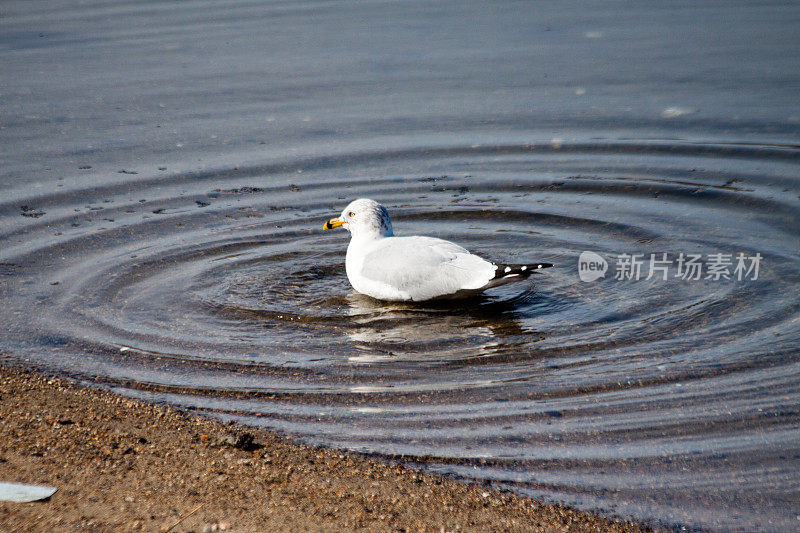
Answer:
2;2;799;531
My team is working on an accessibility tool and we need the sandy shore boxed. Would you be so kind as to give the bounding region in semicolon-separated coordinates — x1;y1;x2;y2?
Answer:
0;365;652;532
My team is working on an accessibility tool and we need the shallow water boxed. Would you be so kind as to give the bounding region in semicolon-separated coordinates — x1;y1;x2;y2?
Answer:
2;2;799;531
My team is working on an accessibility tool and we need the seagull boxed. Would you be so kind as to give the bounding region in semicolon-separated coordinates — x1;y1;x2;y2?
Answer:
323;198;552;301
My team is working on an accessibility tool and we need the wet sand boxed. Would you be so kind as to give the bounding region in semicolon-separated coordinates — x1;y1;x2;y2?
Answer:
0;365;652;532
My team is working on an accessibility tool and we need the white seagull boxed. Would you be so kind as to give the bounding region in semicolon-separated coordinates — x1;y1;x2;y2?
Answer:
323;198;552;301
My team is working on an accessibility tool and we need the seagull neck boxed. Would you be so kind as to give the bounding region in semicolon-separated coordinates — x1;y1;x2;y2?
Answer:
349;232;389;247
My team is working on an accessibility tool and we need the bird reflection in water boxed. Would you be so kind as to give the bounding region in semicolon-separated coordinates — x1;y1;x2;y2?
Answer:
343;291;546;365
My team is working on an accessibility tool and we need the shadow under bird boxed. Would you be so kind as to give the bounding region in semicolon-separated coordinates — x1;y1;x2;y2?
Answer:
323;199;552;301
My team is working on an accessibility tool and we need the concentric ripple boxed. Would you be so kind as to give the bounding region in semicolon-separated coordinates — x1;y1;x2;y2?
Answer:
2;141;799;531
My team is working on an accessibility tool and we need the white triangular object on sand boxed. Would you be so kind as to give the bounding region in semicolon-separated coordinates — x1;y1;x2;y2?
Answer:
0;481;57;502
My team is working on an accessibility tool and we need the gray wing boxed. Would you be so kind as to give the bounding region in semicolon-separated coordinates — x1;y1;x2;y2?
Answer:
359;236;495;300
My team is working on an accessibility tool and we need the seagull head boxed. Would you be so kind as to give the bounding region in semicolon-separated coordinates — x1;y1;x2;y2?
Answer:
323;198;394;239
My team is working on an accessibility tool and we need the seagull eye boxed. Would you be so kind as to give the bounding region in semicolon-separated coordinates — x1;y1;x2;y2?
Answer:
348;211;355;218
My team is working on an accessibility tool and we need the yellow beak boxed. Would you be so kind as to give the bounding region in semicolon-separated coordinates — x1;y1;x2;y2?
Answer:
323;217;344;230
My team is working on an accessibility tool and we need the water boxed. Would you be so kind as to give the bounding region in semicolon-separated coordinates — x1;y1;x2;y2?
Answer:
2;2;799;531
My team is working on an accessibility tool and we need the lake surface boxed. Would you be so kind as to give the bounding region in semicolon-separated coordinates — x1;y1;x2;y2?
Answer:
2;2;799;530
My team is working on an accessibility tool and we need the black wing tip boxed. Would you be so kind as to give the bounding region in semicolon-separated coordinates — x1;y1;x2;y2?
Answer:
492;262;554;279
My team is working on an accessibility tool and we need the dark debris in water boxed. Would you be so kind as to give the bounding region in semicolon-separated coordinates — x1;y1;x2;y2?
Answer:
444;185;470;196
117;169;138;175
20;205;45;218
213;186;264;194
0;262;22;276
